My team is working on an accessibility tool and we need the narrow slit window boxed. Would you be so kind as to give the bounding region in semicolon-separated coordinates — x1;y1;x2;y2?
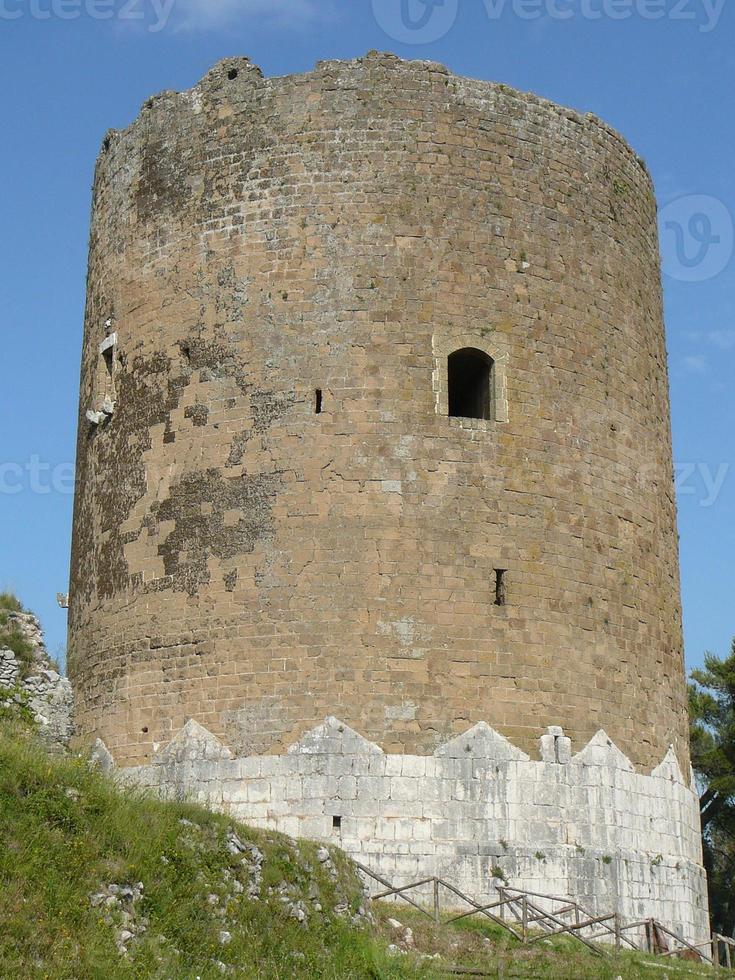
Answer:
332;815;342;832
494;569;507;607
315;389;323;414
448;348;494;420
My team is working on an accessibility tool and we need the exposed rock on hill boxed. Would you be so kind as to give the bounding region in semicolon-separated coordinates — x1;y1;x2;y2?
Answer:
0;608;74;748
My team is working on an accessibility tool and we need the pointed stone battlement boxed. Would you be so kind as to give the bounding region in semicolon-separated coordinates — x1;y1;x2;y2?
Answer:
287;716;384;756
154;720;233;764
435;722;530;761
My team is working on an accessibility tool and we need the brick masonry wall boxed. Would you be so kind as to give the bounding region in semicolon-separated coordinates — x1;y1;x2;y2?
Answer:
69;53;687;775
115;716;710;941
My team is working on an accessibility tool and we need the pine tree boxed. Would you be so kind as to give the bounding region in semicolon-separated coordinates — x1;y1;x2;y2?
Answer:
689;639;735;938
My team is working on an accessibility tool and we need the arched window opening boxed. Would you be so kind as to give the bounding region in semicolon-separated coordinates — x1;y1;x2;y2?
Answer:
448;348;494;420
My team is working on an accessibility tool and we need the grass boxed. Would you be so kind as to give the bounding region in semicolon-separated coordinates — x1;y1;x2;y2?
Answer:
371;903;721;979
0;592;23;612
0;720;426;979
0;714;728;979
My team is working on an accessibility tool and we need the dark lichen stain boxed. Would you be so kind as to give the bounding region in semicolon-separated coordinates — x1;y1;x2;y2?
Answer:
224;570;238;592
91;351;186;599
227;431;250;468
179;337;251;392
251;390;296;434
185;404;209;427
135;137;194;218
75;326;285;603
215;264;250;320
226;391;294;467
154;468;281;595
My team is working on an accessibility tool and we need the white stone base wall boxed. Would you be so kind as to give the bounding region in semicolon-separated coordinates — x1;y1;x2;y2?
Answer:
111;716;709;942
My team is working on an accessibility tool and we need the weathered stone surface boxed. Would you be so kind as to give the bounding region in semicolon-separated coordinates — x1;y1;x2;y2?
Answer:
154;719;234;763
90;738;116;773
573;730;635;771
287;717;384;757
435;722;529;761
539;726;574;765
0;648;20;688
68;54;688;777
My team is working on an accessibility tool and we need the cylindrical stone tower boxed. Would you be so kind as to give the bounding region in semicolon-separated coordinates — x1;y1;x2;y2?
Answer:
70;53;688;770
69;53;709;938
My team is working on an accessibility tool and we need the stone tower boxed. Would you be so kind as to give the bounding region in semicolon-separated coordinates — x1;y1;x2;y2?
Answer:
69;54;708;937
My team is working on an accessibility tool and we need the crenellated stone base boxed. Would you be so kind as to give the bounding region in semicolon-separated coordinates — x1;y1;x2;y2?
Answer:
107;717;709;942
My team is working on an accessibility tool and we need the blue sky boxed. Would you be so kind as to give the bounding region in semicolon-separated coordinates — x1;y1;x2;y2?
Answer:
0;0;732;672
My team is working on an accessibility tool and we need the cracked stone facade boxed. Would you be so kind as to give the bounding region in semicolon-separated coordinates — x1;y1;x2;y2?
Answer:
69;53;688;776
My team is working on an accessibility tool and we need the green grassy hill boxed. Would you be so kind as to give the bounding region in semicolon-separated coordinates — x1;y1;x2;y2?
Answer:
0;716;399;979
1;718;725;979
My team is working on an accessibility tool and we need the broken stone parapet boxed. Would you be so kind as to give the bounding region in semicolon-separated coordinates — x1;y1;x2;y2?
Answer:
538;725;573;764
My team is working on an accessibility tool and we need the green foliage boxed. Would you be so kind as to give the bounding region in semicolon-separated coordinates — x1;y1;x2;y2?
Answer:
371;904;715;979
0;686;35;727
0;593;35;680
690;641;735;823
490;864;507;883
689;638;735;938
0;620;35;679
0;592;23;613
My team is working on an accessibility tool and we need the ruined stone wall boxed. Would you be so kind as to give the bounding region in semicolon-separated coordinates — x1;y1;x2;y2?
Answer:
69;53;686;775
0;611;75;748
